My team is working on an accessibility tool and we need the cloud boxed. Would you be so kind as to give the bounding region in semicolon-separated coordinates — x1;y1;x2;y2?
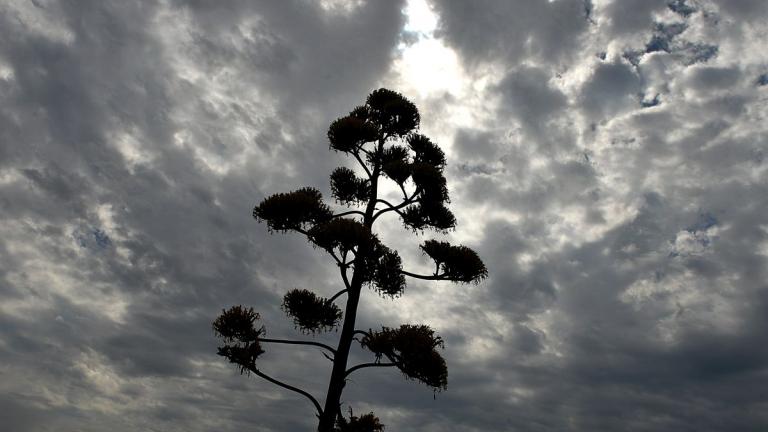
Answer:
418;0;768;429
1;0;767;431
0;0;406;430
603;0;668;35
579;60;642;118
430;0;590;67
709;0;768;21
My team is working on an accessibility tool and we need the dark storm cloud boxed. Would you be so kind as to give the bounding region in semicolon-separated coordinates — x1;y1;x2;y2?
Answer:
452;128;502;162
173;0;405;112
2;0;767;430
422;0;768;430
580;60;642;118
478;220;556;318
497;67;568;120
430;0;591;67
0;0;406;431
441;188;768;431
495;66;570;152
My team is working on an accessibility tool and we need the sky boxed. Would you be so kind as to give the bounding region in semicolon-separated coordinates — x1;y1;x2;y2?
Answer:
1;0;767;430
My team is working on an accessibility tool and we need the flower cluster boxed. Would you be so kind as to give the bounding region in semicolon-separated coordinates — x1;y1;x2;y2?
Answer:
330;167;370;204
282;289;342;333
366;88;420;137
421;240;488;284
380;145;411;184
212;306;266;374
253;188;332;232
361;325;448;391
368;246;406;297
328;116;378;153
308;218;378;254
335;409;385;432
408;134;445;168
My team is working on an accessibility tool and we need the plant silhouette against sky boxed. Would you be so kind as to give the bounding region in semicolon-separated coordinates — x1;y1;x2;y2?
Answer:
213;89;487;431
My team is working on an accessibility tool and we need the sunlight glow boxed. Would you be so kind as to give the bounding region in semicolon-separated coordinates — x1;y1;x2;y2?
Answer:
403;0;438;33
393;0;464;98
395;38;464;98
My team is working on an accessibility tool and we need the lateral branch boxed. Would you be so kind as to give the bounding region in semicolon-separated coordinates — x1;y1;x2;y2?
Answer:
352;151;373;179
327;288;348;304
399;270;449;281
372;194;419;222
248;366;323;416
259;337;337;355
332;210;365;219
345;361;397;377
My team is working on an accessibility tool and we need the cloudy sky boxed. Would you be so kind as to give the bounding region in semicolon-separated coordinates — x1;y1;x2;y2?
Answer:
1;0;768;430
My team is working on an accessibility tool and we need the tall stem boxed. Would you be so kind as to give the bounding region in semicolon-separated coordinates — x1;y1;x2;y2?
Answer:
317;138;383;431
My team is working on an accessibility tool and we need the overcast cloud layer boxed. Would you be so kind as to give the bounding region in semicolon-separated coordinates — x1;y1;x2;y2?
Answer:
1;0;767;431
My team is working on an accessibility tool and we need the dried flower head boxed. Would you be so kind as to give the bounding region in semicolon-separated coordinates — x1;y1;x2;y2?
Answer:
421;240;488;283
330;167;370;205
408;134;446;169
370;247;406;297
213;306;266;374
361;325;447;391
308;218;378;254
328;116;378;153
401;202;456;232
380;145;412;184
366;88;420;137
282;289;342;333
335;409;385;432
253;188;332;232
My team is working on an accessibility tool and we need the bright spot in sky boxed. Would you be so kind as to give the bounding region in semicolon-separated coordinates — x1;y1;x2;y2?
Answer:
395;0;464;98
396;39;464;97
404;0;438;33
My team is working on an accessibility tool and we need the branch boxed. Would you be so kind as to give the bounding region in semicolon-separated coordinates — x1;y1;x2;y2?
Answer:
371;197;416;222
383;351;402;365
332;210;365;219
328;250;345;267
371;187;421;223
297;227;346;267
352;151;373;179
351;329;371;345
327;288;348;304
357;145;372;158
345;362;397;377
249;367;323;416
399;270;448;281
354;329;371;338
259;338;337;355
398;182;409;200
339;266;352;291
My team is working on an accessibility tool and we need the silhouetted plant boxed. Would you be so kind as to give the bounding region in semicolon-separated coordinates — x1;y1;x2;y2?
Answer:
335;408;385;432
213;88;487;431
